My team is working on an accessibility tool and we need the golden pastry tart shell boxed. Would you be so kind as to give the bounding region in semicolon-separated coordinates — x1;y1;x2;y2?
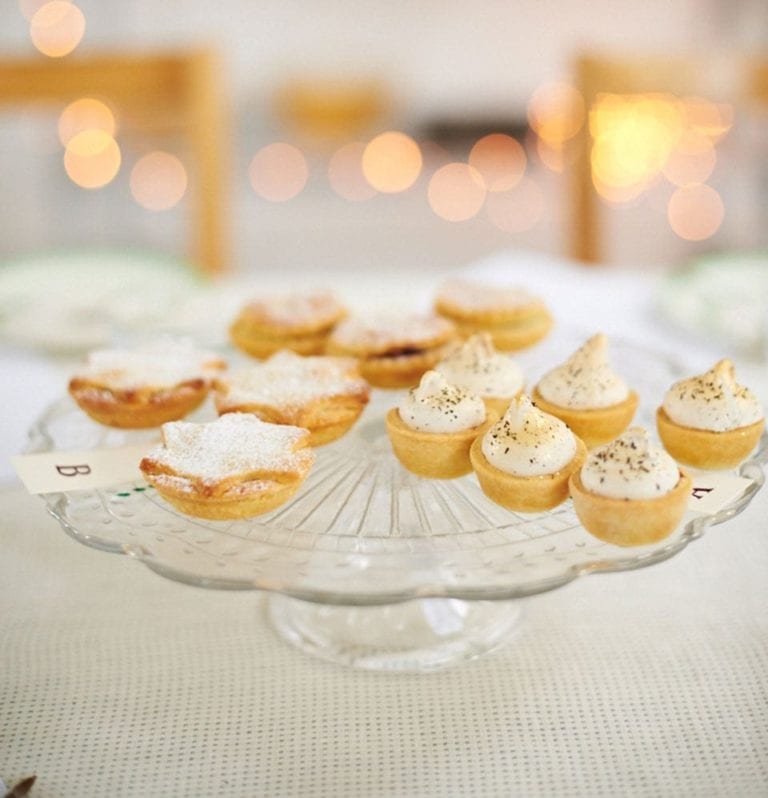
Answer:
569;468;692;547
448;311;553;351
470;435;588;512
435;296;548;326
231;303;345;337
327;321;456;359
69;380;210;429
328;343;454;389
143;474;306;520
230;320;332;359
216;391;370;447
531;387;639;448
386;408;497;479
656;407;765;470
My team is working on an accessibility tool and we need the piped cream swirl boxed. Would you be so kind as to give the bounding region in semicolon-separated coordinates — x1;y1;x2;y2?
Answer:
436;333;524;398
662;359;763;432
398;371;486;433
580;427;680;500
481;395;577;476
536;333;629;409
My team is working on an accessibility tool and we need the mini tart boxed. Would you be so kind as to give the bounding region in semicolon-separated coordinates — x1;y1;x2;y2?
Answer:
450;313;553;351
140;414;315;520
69;379;214;429
386;407;497;479
214;353;370;447
656;407;764;470
531;386;639;449
435;333;525;418
230;291;346;358
434;279;553;351
569;467;692;547
470;434;587;512
68;344;226;429
141;473;305;520
327;315;457;389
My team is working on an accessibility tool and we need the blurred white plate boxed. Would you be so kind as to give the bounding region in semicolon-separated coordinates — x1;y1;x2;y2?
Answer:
657;252;768;359
0;249;202;354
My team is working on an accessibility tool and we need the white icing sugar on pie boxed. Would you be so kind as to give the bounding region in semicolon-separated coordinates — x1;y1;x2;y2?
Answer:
217;350;368;410
146;413;314;482
76;338;223;391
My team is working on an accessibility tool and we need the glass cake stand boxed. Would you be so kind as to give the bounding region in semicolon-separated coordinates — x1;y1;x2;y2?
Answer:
27;334;767;671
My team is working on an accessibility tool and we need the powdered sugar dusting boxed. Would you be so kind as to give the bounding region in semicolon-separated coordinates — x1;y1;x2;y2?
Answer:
436;279;540;311
147;413;313;481
75;338;224;391
150;473;277;497
217;350;369;409
244;291;344;327
331;314;455;350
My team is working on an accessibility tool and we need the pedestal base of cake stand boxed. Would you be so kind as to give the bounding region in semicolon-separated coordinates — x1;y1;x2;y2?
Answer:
267;595;523;672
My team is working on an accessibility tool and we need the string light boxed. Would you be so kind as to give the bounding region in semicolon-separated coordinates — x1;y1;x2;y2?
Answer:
130;151;188;211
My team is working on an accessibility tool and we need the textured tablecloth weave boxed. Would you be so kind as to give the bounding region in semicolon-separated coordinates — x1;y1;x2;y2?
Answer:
2;487;767;798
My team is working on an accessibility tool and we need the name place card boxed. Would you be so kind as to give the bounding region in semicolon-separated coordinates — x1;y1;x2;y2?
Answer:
11;444;153;494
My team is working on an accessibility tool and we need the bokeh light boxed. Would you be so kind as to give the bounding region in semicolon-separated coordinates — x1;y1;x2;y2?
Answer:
667;184;724;241
468;134;526;191
18;0;67;20
684;96;733;142
593;178;645;205
327;142;377;201
58;98;116;146
362;131;422;193
590;94;682;191
528;82;585;146
248;142;308;202
130;151;188;211
427;163;486;222
485;177;544;233
30;1;85;58
662;131;716;187
63;129;121;189
418;140;453;170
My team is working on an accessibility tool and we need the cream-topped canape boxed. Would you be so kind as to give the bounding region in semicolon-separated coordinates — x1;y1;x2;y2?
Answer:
435;333;524;416
569;427;691;546
470;394;587;512
386;370;495;478
532;333;638;448
656;359;764;470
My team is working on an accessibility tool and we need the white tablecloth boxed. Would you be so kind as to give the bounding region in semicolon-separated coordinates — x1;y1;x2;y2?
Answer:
2;253;767;797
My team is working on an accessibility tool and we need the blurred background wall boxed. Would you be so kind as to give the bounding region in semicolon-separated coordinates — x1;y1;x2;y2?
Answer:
1;0;768;274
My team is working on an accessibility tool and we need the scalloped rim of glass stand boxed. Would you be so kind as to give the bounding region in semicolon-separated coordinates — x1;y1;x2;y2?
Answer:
30;398;768;606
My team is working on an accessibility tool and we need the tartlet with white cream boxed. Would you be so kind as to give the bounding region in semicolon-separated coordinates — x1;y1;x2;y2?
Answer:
469;394;587;512
532;333;638;448
436;333;524;415
569;427;691;546
656;359;764;469
386;370;496;478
